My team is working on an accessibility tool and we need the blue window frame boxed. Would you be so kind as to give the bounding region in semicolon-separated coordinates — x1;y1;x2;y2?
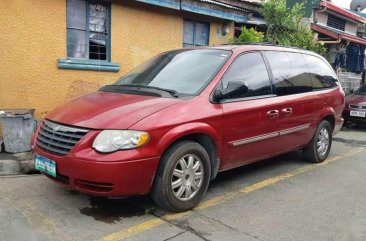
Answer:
183;19;210;47
59;0;119;72
66;0;111;61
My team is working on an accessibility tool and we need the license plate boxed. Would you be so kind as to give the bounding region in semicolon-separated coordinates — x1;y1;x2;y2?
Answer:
350;110;366;118
35;155;56;177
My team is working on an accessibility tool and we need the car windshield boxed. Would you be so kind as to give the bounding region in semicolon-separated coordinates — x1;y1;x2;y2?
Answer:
112;49;231;96
356;84;366;95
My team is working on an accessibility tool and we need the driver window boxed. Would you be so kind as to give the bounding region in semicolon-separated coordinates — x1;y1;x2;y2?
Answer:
222;52;271;98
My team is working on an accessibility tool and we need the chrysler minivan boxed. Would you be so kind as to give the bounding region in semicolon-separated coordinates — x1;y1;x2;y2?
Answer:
33;45;344;212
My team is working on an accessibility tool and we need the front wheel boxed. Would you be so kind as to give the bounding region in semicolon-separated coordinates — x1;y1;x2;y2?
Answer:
303;120;332;163
151;141;211;212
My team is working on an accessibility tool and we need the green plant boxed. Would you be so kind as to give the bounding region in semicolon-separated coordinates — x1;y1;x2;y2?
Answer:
230;26;264;43
261;0;325;55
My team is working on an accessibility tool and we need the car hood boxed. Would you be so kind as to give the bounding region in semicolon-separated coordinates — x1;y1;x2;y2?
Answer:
46;91;182;129
346;94;366;106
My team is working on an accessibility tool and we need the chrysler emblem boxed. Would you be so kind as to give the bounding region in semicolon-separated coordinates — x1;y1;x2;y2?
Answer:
47;122;61;132
52;125;61;132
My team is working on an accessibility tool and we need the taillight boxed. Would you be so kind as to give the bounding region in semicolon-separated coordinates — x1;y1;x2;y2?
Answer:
338;86;345;106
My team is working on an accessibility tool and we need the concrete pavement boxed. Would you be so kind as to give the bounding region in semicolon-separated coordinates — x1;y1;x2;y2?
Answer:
0;151;34;175
0;128;365;241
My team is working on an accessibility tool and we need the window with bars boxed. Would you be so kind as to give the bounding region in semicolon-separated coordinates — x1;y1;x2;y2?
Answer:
183;20;210;47
66;0;110;61
327;14;346;31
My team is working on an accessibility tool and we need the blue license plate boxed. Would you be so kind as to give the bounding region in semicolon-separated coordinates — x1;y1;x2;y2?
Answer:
35;155;56;177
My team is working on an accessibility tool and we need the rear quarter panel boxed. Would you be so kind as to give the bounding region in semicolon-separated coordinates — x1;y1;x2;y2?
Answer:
317;87;344;123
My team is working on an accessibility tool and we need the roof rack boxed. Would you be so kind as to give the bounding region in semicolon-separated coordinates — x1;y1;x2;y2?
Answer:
221;42;275;46
221;42;306;50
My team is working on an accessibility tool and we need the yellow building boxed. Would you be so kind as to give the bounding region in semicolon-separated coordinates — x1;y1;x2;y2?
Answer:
0;0;251;120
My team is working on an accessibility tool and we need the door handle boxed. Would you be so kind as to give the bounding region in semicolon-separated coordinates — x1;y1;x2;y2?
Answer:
267;110;279;119
282;108;293;116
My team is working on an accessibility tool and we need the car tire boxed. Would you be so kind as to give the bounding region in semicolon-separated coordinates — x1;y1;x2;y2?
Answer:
151;141;211;212
303;120;332;163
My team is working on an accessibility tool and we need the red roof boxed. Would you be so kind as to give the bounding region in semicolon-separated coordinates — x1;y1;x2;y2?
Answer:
320;0;366;23
311;23;366;46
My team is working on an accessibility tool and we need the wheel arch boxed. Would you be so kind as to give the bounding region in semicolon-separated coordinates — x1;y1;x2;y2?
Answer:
156;123;221;180
318;107;336;131
322;115;335;131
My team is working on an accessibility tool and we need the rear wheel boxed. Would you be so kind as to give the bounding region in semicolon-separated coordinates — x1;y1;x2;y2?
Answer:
303;120;332;163
151;141;211;212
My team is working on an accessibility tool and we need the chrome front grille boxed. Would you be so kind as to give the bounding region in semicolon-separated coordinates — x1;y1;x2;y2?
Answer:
349;104;366;109
36;120;89;155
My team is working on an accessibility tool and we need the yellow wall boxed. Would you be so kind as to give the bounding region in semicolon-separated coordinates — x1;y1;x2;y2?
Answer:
0;0;234;120
209;21;235;46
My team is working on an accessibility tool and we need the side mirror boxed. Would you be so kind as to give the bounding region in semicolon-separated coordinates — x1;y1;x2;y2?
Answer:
214;80;249;101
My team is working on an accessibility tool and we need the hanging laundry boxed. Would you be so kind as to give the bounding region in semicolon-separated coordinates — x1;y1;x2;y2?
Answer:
346;44;362;73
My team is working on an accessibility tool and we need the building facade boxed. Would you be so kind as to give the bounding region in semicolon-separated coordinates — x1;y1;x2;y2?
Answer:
0;0;251;119
311;1;366;46
288;0;366;66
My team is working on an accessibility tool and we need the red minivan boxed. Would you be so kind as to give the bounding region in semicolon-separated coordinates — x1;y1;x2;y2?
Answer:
33;45;344;212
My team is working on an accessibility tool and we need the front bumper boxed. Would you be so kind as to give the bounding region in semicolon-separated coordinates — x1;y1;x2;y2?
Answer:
33;146;160;197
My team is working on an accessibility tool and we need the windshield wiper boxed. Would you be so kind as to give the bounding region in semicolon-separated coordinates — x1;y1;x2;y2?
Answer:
117;84;179;97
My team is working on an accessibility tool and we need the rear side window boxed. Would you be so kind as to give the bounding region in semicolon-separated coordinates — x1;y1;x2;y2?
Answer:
302;54;338;90
265;51;312;96
221;52;271;98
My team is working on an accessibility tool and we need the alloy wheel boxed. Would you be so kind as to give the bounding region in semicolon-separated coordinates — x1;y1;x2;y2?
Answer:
317;127;329;156
171;154;204;201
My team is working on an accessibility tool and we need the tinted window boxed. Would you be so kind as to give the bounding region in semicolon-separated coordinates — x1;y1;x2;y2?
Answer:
265;51;312;96
115;49;231;95
303;54;338;90
356;84;366;95
221;52;271;98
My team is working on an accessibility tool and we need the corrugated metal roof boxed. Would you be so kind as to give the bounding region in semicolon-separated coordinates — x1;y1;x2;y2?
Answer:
312;23;366;46
351;10;366;19
198;0;250;12
320;0;366;23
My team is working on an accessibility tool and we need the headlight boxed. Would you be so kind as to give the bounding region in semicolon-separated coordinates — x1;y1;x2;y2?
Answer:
92;130;150;153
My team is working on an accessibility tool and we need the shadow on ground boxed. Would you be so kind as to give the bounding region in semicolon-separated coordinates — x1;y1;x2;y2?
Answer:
211;150;305;187
342;125;366;132
78;150;306;222
80;195;156;224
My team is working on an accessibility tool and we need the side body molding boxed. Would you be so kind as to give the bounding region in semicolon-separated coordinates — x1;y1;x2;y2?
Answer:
230;124;311;147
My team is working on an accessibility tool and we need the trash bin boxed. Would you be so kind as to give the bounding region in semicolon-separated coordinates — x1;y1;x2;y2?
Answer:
0;109;35;153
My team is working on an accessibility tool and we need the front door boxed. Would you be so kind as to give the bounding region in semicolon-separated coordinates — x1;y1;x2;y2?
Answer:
220;52;283;170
